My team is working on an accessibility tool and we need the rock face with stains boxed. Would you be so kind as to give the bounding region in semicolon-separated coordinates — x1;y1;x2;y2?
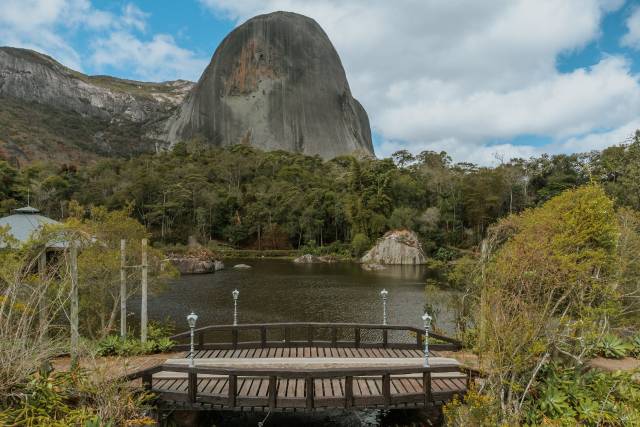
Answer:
361;229;427;265
164;11;374;159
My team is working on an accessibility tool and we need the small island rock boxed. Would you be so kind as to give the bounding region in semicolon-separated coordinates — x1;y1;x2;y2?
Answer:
360;229;426;265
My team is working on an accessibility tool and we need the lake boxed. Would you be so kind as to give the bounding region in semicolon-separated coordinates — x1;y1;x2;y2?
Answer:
134;258;460;337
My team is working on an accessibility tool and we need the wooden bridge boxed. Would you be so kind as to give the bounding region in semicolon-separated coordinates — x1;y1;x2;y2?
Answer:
129;323;474;412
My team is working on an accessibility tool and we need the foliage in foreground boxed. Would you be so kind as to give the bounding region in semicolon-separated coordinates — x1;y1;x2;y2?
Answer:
0;370;155;426
96;322;175;357
445;364;640;426
446;184;640;424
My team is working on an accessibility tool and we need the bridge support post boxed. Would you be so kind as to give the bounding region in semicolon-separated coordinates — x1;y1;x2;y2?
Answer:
354;328;360;348
345;376;353;408
382;374;391;408
383;329;388;348
423;372;432;405
188;371;197;403
268;376;277;409
305;376;314;409
198;332;204;350
228;374;237;407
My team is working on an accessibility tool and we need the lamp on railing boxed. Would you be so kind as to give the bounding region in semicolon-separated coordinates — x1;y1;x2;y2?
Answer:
422;312;432;367
187;312;198;367
380;289;389;325
232;289;240;326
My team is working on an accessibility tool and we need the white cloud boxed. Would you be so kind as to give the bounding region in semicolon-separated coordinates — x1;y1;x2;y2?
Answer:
200;0;638;164
90;32;207;81
0;1;206;82
622;6;640;49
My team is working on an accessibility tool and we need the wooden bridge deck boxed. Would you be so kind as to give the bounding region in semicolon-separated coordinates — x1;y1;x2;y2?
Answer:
130;323;474;412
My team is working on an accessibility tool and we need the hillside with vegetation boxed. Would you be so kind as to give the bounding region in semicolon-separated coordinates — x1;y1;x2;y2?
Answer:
3;131;640;259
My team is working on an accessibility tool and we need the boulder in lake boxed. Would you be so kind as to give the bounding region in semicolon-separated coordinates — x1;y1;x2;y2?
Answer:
167;257;224;274
293;254;339;263
360;229;426;265
233;264;252;269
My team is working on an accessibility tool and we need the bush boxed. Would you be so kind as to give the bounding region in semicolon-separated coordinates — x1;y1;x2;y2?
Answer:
630;334;640;358
433;246;459;261
0;370;155;426
522;363;640;425
594;334;631;359
351;233;370;257
96;322;176;356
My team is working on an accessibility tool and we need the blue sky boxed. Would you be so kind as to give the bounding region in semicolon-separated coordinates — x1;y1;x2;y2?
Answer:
2;0;640;164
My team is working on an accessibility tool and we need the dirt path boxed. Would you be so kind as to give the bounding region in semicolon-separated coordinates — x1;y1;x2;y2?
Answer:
51;351;187;382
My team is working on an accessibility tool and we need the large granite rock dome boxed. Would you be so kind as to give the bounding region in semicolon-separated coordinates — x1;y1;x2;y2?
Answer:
164;11;374;159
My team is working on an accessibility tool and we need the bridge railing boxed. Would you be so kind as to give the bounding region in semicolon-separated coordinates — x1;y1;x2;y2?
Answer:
169;322;462;352
129;362;474;410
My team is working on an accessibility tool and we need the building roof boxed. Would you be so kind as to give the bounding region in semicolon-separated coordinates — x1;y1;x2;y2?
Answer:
0;206;65;248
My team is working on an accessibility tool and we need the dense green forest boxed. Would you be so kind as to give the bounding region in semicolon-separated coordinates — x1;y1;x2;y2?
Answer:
2;130;640;254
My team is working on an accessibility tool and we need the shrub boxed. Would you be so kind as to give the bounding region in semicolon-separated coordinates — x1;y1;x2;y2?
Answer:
351;233;370;257
630;334;640;358
0;370;155;426
594;334;631;359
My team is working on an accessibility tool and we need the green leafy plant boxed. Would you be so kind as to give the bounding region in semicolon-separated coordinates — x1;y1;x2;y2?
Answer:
629;334;640;358
595;334;631;359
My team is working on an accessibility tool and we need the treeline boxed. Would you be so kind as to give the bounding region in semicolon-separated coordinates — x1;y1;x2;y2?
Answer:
1;131;640;253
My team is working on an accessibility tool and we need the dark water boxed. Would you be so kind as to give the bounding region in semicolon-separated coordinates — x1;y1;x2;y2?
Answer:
137;259;459;334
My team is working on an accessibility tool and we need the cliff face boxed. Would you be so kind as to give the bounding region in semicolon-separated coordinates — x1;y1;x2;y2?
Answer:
0;47;193;164
164;11;374;159
0;47;192;122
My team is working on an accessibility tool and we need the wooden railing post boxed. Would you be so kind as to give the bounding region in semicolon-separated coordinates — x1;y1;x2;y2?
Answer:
307;325;313;345
383;329;388;348
198;332;204;350
345;376;353;408
284;327;290;344
141;371;152;391
305;375;314;409
228;374;237;407
232;329;238;348
261;327;267;348
423;371;432;405
331;327;338;346
188;370;197;403
355;328;361;348
268;376;277;409
382;373;391;408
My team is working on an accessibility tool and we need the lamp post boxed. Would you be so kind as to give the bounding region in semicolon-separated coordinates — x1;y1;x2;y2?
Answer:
187;312;198;367
380;289;389;325
232;289;239;326
422;312;432;367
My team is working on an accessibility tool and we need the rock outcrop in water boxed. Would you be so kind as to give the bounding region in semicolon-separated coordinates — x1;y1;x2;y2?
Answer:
164;11;374;159
360;229;426;265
